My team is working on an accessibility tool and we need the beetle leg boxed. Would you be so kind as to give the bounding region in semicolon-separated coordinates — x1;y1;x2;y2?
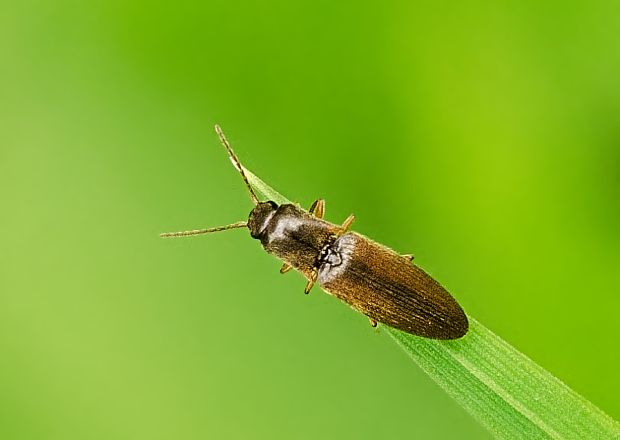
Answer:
338;214;355;234
402;254;414;262
368;316;378;328
304;269;318;294
280;263;293;274
309;199;325;219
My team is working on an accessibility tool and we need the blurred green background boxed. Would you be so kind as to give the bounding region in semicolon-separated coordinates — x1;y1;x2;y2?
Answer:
2;1;619;439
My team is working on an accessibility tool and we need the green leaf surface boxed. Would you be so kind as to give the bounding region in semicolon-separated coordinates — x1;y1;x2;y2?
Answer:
244;166;620;440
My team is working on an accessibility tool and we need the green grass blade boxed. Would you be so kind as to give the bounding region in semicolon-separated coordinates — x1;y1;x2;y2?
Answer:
387;321;619;439
243;168;291;206
244;166;620;439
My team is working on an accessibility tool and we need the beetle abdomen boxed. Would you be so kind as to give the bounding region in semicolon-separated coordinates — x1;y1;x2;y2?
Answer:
319;233;468;339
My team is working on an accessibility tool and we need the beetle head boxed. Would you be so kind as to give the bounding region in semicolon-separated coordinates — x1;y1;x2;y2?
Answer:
248;201;278;238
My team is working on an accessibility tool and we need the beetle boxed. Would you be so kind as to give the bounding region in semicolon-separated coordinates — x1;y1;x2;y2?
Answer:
161;126;468;339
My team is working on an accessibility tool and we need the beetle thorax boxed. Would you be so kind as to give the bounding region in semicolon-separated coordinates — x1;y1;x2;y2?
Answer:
250;203;338;276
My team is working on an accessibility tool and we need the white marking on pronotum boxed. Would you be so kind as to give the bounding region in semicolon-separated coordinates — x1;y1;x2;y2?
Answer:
268;216;304;243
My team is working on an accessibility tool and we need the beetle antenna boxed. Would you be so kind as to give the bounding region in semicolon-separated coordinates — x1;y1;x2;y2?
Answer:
160;221;248;238
214;125;259;206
